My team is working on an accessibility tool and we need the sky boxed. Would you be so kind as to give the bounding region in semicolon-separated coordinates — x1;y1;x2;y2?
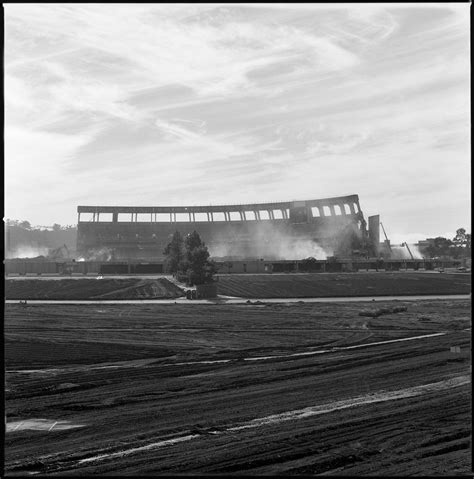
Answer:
4;3;470;243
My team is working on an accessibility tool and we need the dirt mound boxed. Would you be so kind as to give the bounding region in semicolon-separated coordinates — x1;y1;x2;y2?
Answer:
5;278;184;300
94;279;184;299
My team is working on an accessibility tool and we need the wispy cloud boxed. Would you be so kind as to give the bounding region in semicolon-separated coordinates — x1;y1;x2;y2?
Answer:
4;3;470;239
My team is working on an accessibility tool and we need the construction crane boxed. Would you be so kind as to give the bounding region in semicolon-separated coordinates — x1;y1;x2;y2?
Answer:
379;222;392;252
401;242;414;260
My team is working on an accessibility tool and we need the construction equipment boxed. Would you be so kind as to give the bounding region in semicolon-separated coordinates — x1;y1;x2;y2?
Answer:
48;244;71;260
401;242;414;260
379;222;392;252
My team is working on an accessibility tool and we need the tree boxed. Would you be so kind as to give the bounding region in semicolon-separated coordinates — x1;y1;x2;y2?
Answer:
163;231;185;275
423;232;473;259
451;228;471;259
425;236;453;258
183;231;216;286
19;220;31;230
164;230;216;285
52;223;62;232
453;228;471;248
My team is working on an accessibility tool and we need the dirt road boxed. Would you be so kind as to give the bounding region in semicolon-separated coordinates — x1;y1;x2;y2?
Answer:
4;300;471;475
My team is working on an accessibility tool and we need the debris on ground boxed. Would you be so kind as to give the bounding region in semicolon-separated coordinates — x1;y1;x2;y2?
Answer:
359;306;408;318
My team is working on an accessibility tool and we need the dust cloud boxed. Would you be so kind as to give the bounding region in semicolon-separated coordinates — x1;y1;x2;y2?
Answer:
209;225;333;260
78;248;114;261
6;245;49;259
390;244;424;260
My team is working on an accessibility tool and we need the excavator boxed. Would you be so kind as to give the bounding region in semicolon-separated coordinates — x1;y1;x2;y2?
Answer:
48;244;74;274
48;244;71;260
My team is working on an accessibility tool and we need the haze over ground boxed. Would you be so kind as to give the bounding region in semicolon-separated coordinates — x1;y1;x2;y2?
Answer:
4;3;470;244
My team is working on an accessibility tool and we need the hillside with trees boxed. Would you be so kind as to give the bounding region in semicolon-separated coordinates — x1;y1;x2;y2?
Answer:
5;219;77;258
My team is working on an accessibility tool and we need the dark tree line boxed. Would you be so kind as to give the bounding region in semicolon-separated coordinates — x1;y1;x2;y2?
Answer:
423;228;471;259
163;231;216;286
5;219;76;231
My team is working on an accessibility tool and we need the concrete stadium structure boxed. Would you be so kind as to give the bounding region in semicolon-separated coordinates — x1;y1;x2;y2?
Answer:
77;194;376;261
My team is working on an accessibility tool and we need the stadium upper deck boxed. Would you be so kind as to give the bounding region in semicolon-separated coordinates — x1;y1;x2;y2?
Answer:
77;195;373;261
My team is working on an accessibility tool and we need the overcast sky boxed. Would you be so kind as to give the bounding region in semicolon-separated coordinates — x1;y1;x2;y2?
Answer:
4;3;470;243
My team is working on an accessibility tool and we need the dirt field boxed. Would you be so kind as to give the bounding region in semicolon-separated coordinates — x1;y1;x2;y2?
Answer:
5;278;184;300
5;272;471;301
216;272;472;298
4;299;471;475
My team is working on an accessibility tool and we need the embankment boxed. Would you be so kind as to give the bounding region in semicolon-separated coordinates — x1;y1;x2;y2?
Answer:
5;278;184;300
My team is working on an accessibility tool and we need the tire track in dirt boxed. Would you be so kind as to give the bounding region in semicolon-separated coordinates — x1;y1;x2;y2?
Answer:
5;330;454;376
75;375;469;467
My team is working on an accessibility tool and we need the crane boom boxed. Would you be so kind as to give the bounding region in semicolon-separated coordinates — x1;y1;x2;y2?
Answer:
379;222;392;252
380;222;389;241
402;242;415;260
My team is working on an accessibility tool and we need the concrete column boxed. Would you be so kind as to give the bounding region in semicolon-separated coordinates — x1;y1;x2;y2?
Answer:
320;206;326;217
240;211;245;221
78;212;81;223
255;211;261;220
207;212;211;222
339;203;346;215
349;203;356;215
269;210;274;220
329;205;335;216
282;209;288;219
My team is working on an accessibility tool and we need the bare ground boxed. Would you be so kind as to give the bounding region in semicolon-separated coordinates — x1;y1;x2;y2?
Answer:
215;272;472;298
4;299;471;476
5;277;184;300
